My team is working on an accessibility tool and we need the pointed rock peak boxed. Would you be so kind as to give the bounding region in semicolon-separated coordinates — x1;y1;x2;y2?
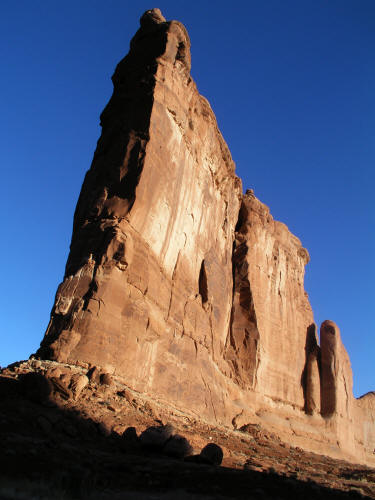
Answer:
128;8;191;74
140;8;166;27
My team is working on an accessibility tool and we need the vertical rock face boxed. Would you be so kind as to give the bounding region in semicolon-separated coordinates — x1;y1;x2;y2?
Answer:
304;324;321;415
39;9;242;414
37;9;374;465
356;392;375;457
320;320;353;419
228;191;314;408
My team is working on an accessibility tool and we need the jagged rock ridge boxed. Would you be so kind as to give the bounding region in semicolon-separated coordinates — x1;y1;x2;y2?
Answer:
37;9;374;465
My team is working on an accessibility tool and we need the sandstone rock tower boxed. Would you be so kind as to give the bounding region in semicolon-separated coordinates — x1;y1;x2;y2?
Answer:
37;9;375;465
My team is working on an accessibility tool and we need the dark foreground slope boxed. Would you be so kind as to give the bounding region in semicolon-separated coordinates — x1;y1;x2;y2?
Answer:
1;360;374;500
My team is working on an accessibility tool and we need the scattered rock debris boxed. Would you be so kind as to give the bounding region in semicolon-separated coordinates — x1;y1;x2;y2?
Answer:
1;359;374;499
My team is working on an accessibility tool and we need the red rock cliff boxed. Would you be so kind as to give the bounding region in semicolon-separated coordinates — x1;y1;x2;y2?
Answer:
227;191;314;408
39;8;242;417
37;9;374;465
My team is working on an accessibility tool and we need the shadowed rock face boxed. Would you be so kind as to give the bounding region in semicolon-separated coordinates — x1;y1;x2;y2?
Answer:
37;9;374;465
320;320;353;419
304;323;321;415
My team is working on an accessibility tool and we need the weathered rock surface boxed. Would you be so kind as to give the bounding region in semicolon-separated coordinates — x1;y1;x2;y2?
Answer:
38;8;242;422
227;190;314;409
2;359;375;499
35;9;374;466
320;320;353;419
356;392;375;458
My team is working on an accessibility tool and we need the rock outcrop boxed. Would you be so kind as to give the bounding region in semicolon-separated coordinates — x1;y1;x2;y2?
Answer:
39;8;242;420
36;9;374;465
227;191;314;408
320;320;353;419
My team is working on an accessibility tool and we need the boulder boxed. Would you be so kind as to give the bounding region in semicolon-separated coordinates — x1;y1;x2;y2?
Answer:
70;373;89;400
200;443;223;465
162;434;193;458
139;424;174;451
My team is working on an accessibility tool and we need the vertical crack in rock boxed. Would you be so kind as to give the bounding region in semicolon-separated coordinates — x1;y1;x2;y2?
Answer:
167;251;181;321
198;260;209;306
302;323;321;415
225;198;260;389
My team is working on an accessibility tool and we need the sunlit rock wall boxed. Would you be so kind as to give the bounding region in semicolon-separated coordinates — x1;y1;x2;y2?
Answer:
37;8;375;466
38;9;242;417
228;191;314;409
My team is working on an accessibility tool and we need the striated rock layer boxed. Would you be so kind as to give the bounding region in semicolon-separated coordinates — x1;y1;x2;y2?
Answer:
37;9;374;465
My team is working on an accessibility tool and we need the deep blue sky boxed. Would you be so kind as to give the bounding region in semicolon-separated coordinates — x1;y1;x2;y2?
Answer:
1;1;374;397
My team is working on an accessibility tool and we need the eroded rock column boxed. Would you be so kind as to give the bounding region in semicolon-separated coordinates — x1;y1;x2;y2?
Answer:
304;323;321;415
320;320;353;419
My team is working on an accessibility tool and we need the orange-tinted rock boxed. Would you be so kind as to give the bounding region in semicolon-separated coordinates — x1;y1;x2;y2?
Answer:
303;323;321;415
320;320;353;419
355;392;375;457
38;9;242;417
228;191;314;408
305;349;321;415
70;373;89;400
35;9;374;466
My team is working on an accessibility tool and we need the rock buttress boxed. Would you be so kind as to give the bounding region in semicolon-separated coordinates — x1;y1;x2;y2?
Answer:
320;320;353;419
38;9;242;419
227;190;315;408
